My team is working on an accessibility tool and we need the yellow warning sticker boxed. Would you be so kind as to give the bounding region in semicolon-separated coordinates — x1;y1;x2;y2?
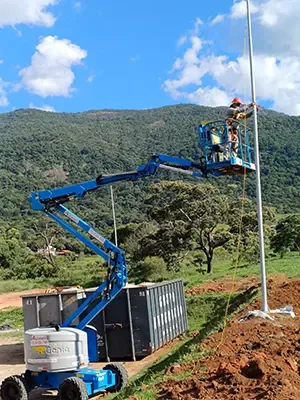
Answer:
32;346;46;355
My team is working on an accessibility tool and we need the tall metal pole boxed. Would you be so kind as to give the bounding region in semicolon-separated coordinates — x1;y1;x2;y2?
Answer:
246;0;269;312
110;186;118;246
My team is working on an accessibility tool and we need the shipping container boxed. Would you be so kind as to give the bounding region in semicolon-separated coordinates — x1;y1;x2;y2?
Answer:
22;289;85;331
21;280;188;361
81;280;188;361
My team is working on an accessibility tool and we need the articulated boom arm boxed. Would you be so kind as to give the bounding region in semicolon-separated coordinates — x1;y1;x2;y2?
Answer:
30;153;208;209
29;153;207;330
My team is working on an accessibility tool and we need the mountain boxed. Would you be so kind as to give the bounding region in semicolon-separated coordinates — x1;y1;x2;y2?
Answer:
0;104;299;233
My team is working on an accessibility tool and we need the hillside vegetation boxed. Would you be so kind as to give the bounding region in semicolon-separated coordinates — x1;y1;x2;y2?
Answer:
0;104;299;280
0;104;299;226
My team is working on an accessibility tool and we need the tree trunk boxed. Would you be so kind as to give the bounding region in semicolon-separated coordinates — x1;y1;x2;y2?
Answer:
201;247;214;274
207;255;213;273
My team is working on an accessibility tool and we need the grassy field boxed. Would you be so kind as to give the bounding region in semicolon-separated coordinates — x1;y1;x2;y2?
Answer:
0;307;24;340
0;307;23;329
0;249;298;295
168;250;299;288
0;255;105;294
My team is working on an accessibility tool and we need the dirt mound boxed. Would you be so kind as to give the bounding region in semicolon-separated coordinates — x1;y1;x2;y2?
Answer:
158;277;300;400
185;274;287;295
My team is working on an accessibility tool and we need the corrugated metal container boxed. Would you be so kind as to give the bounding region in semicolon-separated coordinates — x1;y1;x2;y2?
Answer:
21;280;188;361
21;289;85;331
83;279;188;361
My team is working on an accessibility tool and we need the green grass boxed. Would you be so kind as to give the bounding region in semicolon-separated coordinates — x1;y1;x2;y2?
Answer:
0;255;106;294
50;255;106;288
0;307;24;329
0;252;297;295
0;279;48;295
168;251;300;289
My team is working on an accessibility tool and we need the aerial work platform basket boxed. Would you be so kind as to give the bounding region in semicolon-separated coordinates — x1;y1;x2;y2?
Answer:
197;120;255;176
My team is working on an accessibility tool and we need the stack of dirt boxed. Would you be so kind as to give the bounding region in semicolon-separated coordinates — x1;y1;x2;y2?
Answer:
185;274;289;296
157;277;300;400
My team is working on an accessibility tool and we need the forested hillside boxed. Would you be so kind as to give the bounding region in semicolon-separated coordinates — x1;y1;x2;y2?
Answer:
0;104;299;233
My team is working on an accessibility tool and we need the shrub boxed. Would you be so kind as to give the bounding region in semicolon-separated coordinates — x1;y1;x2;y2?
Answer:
130;256;167;283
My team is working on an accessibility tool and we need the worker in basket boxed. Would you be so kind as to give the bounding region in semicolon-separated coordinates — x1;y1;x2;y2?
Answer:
225;97;257;158
207;126;225;162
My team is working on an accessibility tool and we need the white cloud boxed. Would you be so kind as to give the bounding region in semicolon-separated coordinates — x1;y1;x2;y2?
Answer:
0;78;9;106
195;17;203;26
74;1;82;10
193;17;203;34
230;1;248;19
164;5;300;116
211;14;225;25
163;35;226;100
87;74;95;83
186;87;231;107
177;35;187;47
230;0;260;19
0;0;60;27
29;102;55;112
229;0;298;30
19;36;87;97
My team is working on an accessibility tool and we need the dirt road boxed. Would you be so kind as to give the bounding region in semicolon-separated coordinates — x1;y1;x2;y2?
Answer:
0;289;46;310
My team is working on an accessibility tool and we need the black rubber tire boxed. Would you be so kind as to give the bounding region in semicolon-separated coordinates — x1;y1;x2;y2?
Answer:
23;371;34;392
0;375;29;400
58;377;88;400
103;363;128;392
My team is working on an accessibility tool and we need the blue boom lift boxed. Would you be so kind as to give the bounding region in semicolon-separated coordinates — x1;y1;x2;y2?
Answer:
0;123;255;400
197;120;255;175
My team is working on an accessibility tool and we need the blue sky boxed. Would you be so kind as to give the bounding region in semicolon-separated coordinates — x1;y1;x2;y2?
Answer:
0;0;299;115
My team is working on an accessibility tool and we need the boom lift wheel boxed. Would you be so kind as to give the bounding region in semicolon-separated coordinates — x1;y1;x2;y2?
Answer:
103;363;129;392
0;375;29;400
58;377;88;400
23;370;35;392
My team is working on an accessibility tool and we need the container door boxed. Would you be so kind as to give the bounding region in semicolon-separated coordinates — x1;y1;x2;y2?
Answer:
130;288;152;357
61;290;85;326
38;295;61;327
22;296;38;331
103;290;132;360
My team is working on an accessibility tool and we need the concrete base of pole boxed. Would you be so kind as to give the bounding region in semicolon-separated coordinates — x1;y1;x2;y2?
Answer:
238;305;295;322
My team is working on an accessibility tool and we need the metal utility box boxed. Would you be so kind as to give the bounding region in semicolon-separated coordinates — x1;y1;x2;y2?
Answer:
22;289;85;331
83;279;188;361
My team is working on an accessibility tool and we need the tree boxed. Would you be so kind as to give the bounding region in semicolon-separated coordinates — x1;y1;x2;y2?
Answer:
130;256;167;283
33;222;59;267
143;181;235;273
113;221;158;280
270;214;300;257
228;198;276;263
